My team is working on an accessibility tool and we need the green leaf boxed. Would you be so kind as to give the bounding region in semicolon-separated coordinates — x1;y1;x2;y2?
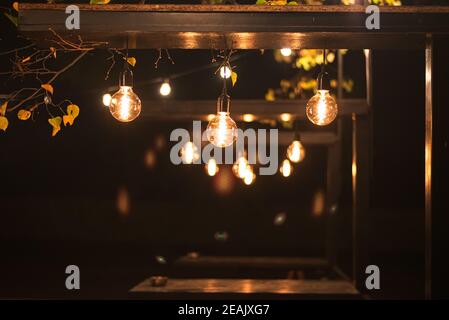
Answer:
256;0;268;4
287;1;298;5
4;12;18;27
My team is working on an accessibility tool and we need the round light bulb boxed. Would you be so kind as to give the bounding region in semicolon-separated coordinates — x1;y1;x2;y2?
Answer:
205;158;219;176
102;93;112;107
159;82;171;96
206;112;238;148
109;86;141;122
306;90;338;126
220;66;232;79
243;168;256;185
279;159;292;177
280;48;292;57
180;141;200;164
242;114;255;123
232;156;249;179
280;113;292;122
287;140;306;163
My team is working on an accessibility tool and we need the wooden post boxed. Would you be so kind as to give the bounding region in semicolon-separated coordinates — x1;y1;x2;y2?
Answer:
424;34;433;300
352;49;372;294
325;50;344;270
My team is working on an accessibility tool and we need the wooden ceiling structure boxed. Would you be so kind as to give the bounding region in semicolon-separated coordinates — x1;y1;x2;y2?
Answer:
18;4;449;49
17;3;449;299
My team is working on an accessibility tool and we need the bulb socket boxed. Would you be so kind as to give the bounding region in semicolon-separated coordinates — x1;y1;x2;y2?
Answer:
216;93;230;113
317;71;330;91
119;68;134;87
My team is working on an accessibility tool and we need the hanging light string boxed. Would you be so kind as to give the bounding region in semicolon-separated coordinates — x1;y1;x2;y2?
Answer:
120;38;133;87
317;49;327;90
221;49;230;96
99;51;254;94
217;49;232;114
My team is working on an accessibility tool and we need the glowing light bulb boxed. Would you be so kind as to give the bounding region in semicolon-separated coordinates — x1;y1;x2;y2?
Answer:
306;90;338;126
287;140;306;163
102;93;112;107
243;168;256;185
280;48;292;57
232;156;249;179
109;86;141;122
180;141;199;164
220;66;232;79
242;114;255;123
206;112;238;148
279;159;292;177
205;158;219;176
280;113;292;122
159;81;171;96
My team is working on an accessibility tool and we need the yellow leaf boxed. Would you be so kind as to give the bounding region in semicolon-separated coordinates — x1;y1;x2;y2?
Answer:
271;0;287;5
22;56;31;63
13;2;19;12
63;104;79;126
63;115;74;126
90;0;111;4
41;84;54;95
0;101;7;116
17;109;31;120
265;89;275;102
50;47;57;59
231;71;238;87
0;116;8;131
67;104;80;119
48;117;62;136
126;57;136;67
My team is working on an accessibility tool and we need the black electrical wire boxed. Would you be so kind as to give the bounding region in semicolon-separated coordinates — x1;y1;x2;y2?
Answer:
102;50;256;93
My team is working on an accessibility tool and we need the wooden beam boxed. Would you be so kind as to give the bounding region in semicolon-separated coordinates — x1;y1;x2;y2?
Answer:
176;256;329;269
139;99;369;121
18;4;449;13
18;4;449;50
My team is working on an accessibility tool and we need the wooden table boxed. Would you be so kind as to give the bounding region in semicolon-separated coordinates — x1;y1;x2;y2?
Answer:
130;278;359;299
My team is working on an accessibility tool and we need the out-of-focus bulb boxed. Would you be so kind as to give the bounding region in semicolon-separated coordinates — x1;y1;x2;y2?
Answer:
306;90;338;126
159;81;171;96
206;112;238;148
280;113;292;122
280;48;292;57
109;86;141;122
232;156;249;179
242;114;255;123
220;66;232;79
280;159;292;177
180;141;200;164
205;158;219;176
243;168;256;185
102;93;112;107
287;140;306;163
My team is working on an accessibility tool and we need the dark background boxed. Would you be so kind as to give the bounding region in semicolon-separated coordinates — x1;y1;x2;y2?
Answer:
0;1;448;300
